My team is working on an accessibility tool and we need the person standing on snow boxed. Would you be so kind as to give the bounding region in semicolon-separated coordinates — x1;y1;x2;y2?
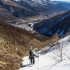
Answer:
29;49;38;64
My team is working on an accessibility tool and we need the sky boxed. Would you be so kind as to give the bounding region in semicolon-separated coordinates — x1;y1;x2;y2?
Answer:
51;0;70;3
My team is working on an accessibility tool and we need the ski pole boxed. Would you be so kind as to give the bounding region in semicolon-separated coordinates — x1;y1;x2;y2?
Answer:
30;44;32;49
38;54;39;63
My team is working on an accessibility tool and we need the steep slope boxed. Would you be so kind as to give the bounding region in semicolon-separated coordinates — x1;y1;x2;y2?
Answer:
0;21;60;70
33;11;70;37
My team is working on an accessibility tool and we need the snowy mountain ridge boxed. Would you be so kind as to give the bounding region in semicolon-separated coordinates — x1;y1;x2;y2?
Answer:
19;35;70;70
14;0;50;4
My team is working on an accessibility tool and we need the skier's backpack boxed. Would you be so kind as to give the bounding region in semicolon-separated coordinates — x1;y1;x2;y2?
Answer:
29;51;34;56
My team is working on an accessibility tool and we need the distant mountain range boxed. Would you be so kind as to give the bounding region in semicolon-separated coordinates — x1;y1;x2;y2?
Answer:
0;0;69;21
52;1;70;10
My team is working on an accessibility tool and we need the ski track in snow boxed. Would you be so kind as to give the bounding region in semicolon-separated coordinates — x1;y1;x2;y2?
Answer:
18;35;70;70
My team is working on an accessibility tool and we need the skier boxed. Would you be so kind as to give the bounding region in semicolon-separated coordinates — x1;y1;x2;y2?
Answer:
29;49;38;64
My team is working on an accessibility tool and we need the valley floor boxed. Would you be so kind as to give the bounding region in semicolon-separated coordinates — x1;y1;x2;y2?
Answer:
18;35;70;70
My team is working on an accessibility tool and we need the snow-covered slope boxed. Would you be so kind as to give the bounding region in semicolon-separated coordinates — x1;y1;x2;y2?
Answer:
18;35;70;70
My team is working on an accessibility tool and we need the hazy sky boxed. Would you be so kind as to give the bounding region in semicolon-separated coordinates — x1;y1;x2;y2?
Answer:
51;0;70;2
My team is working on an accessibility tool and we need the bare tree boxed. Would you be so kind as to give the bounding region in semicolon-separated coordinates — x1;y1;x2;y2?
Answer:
52;40;64;62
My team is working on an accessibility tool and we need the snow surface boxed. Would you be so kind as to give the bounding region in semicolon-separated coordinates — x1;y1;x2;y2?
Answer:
18;35;70;70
